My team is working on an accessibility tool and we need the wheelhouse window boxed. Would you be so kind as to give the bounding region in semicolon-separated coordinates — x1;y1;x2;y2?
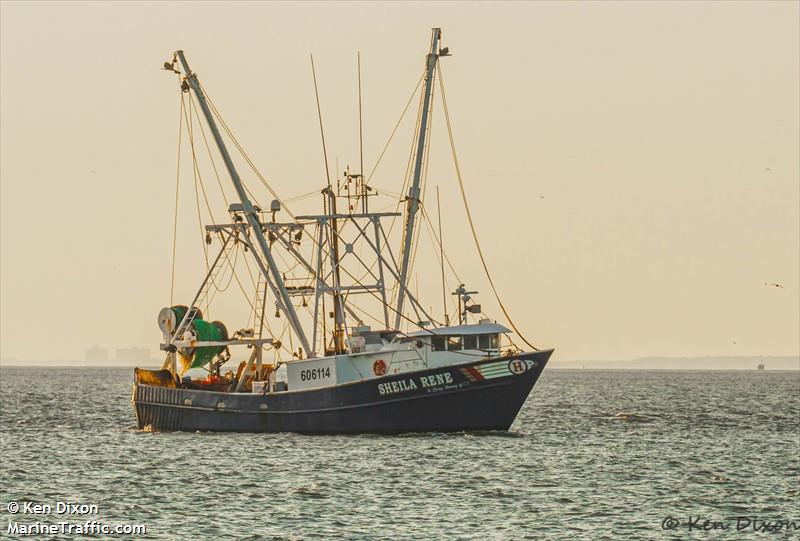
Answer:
434;334;498;351
464;335;478;350
447;336;462;351
478;334;500;350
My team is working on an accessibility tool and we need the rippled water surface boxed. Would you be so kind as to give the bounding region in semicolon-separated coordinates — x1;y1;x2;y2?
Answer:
1;367;798;540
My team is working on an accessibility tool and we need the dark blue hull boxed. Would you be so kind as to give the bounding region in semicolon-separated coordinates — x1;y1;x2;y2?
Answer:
133;349;552;434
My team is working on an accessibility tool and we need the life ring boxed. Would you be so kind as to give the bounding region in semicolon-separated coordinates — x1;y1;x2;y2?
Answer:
373;359;387;376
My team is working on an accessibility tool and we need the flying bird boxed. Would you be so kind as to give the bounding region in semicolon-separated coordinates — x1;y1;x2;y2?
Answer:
764;282;783;288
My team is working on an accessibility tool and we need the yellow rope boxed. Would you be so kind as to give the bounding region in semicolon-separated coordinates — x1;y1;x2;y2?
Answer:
367;71;424;184
174;76;300;360
419;203;462;283
170;92;185;304
181;92;267;320
188;96;229;208
201;84;295;218
437;63;540;352
342;73;426;305
400;72;437;311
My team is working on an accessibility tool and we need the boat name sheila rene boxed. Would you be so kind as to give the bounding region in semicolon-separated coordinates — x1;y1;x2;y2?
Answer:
377;372;455;396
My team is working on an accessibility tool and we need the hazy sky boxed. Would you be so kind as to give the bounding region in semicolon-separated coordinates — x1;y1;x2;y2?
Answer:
1;1;798;363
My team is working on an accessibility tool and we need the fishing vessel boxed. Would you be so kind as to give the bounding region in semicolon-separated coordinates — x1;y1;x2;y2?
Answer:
132;28;553;434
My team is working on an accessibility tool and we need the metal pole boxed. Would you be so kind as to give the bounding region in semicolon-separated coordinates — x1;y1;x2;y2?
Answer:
436;186;449;326
311;224;324;357
324;188;346;353
373;218;390;328
395;28;443;329
348;216;435;325
175;51;310;354
357;52;366;213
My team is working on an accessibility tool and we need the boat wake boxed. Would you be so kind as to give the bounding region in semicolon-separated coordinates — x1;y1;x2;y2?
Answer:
610;411;653;423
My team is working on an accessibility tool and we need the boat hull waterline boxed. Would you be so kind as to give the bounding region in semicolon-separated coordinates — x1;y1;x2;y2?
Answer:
133;350;552;434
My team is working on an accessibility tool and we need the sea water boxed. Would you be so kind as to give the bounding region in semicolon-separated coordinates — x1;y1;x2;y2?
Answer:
1;367;798;540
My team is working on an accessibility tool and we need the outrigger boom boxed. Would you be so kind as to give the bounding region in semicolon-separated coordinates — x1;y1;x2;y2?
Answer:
175;50;310;354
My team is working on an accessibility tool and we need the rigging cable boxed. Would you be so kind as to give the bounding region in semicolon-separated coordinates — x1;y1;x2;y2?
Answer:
182;93;267;320
399;72;437;310
419;203;461;283
366;72;425;185
170;92;185;304
174;79;296;359
342;72;425;302
310;55;332;189
201;84;295;218
284;189;320;203
188;96;229;207
235;233;259;289
387;72;428;306
184;95;221;282
437;63;540;352
195;88;302;352
184;92;214;315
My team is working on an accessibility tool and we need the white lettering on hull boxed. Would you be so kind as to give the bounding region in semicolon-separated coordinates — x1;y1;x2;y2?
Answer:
378;371;454;396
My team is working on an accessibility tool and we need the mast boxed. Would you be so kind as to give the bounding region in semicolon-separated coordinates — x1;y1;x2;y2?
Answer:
324;186;346;354
174;50;311;354
394;28;447;329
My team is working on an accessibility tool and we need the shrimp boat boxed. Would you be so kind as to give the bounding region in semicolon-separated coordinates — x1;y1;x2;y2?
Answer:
132;28;553;434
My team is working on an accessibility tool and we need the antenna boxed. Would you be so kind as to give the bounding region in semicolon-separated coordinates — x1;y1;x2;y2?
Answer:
436;186;449;326
310;54;332;189
310;54;345;353
357;51;365;211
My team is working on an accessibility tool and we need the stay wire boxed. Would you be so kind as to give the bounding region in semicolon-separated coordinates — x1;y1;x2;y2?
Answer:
188;95;229;208
419;203;461;284
399;72;437;310
437;63;539;352
170;92;185;305
366;71;425;185
200;83;295;219
183;93;262;318
342;71;425;303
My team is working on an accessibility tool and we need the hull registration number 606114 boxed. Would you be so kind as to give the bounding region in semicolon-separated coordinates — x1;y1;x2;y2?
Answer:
300;367;331;381
288;358;337;391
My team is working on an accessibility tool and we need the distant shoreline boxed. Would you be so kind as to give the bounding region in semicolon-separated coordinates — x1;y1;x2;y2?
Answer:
551;355;799;371
1;365;797;372
1;355;798;371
